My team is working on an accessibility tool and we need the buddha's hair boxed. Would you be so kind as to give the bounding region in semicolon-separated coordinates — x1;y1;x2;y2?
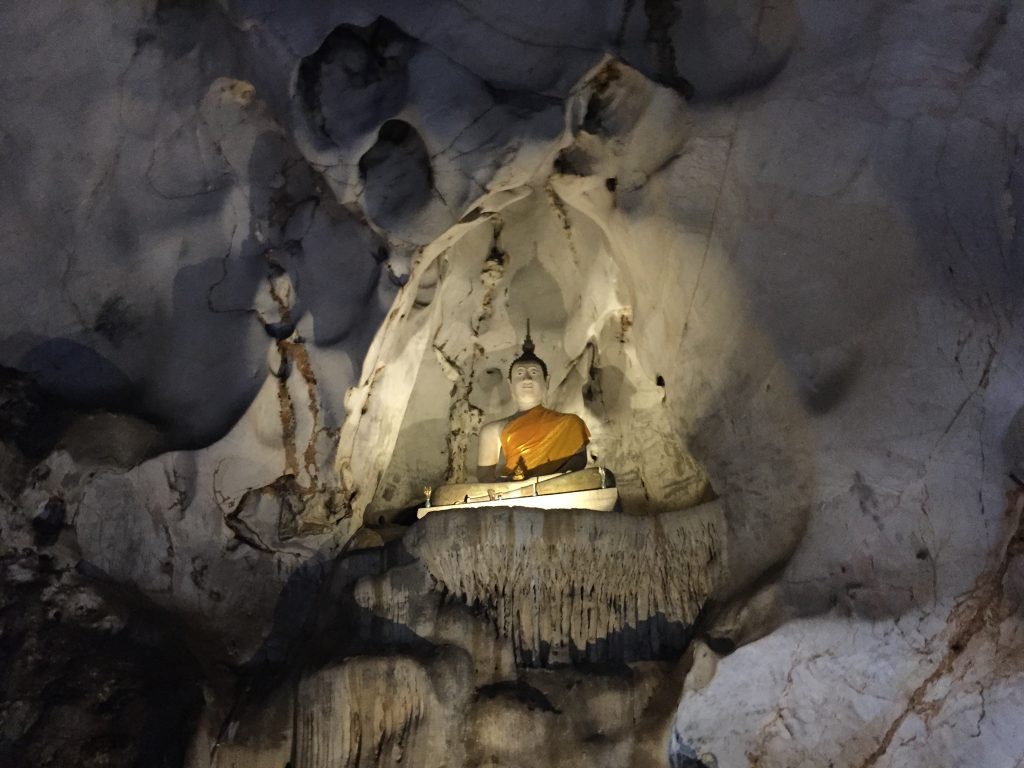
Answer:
508;320;549;379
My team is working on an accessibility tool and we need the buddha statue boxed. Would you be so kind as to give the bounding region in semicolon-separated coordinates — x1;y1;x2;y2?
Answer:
417;325;614;517
476;326;590;482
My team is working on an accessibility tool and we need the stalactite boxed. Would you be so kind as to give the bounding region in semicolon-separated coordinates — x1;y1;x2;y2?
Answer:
294;657;435;768
405;505;724;663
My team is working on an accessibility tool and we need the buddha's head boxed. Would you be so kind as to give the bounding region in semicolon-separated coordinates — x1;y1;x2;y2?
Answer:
508;322;548;411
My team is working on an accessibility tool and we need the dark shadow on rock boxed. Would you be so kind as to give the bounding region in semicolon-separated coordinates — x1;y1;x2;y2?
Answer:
207;536;440;743
297;17;416;149
476;679;560;712
0;551;205;768
615;0;798;101
801;345;864;415
238;535;426;675
359;119;436;233
0;365;75;461
18;338;135;410
515;613;693;668
155;254;265;449
1005;404;1024;484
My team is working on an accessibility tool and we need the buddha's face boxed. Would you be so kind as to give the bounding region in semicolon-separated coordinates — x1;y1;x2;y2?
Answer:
509;361;547;411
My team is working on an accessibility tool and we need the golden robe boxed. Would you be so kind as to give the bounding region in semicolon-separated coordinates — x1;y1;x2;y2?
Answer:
501;406;590;477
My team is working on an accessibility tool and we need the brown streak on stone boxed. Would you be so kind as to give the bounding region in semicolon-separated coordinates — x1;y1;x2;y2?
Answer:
286;340;322;487
544;185;581;269
443;229;505;483
856;489;1024;767
276;343;298;477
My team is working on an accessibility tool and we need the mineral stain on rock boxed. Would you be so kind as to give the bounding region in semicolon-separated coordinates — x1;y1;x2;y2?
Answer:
92;296;142;346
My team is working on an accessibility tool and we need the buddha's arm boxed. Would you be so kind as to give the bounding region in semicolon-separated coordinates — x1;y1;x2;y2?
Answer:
530;447;588;476
476;421;504;481
560;448;588;472
477;465;500;482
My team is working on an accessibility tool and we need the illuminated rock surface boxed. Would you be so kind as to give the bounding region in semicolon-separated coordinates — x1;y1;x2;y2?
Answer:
404;506;723;664
1;0;1023;766
205;507;706;767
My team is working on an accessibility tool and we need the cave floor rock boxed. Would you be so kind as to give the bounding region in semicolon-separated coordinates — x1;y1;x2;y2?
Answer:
203;504;726;768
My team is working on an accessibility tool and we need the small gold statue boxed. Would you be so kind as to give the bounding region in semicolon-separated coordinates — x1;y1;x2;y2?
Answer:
511;456;528;482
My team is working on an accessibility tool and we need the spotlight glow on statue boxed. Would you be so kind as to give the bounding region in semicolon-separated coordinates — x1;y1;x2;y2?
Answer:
476;325;590;482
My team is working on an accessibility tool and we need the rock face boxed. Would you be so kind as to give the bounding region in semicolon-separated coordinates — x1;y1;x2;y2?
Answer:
209;506;713;767
405;506;723;665
1;0;1023;766
0;506;204;768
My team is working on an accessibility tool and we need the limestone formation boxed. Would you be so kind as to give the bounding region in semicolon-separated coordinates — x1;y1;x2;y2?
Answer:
294;658;442;768
1;0;1023;766
204;508;698;767
405;506;723;664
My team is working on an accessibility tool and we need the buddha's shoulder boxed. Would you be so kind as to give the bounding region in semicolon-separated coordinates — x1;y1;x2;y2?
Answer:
480;418;509;439
549;408;586;424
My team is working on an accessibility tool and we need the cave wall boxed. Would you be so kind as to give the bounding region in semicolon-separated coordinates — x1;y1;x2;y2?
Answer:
1;0;1023;766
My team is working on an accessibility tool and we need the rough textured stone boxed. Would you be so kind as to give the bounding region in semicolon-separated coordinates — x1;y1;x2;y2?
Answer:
203;509;688;768
404;505;722;664
0;502;204;768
